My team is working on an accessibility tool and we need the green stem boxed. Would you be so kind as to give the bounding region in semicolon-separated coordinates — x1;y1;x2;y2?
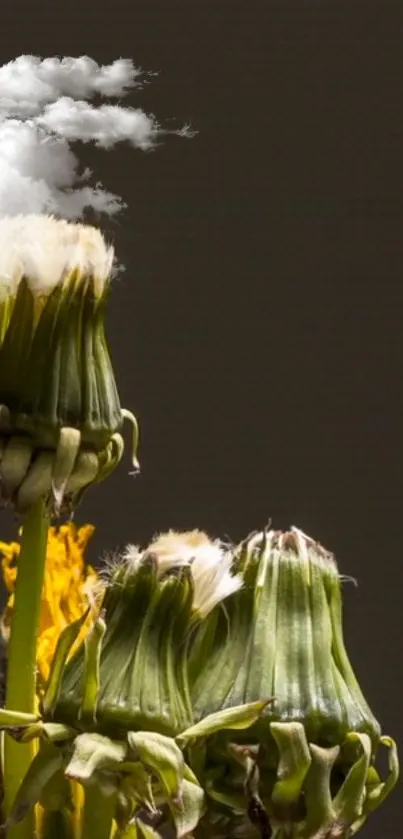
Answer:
3;498;49;837
82;786;116;839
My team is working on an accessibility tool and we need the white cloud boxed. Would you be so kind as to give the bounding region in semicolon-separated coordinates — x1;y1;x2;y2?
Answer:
0;56;165;219
0;56;141;118
38;99;157;149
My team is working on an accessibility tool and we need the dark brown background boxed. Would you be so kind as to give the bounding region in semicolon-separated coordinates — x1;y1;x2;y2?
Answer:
2;1;402;834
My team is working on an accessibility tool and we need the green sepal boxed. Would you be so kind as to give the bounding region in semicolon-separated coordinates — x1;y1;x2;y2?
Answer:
56;278;85;427
80;289;122;447
92;293;123;436
190;587;253;718
0;708;40;728
168;775;205;838
51;427;82;510
42;608;90;717
270;722;312;806
4;721;76;745
101;563;193;735
121;409;140;471
18;278;82;440
302;743;340;835
332;732;371;827
80;289;101;441
123;569;193;735
40;722;77;743
127;731;184;805
56;558;193;736
95;433;124;485
364;735;399;813
37;280;82;430
177;698;271;747
64;732;127;784
79;612;106;722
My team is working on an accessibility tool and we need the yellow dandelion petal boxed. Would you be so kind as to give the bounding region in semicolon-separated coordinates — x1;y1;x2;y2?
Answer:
0;522;102;687
0;540;20;592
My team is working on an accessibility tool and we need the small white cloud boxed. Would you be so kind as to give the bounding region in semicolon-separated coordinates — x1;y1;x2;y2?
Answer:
0;56;141;118
0;55;181;220
38;99;158;149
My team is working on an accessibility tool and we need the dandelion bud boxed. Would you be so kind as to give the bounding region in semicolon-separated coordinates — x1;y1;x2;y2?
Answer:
46;530;241;735
188;527;399;838
10;532;243;836
0;214;139;515
49;550;194;735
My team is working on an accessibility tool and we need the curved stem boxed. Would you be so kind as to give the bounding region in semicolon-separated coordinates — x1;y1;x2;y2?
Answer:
3;498;49;837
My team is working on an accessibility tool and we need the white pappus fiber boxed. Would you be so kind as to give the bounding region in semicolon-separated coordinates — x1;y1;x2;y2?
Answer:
0;215;114;299
124;529;244;618
0;55;160;219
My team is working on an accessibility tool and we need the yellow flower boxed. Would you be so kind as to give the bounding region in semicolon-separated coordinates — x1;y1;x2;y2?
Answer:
0;522;100;685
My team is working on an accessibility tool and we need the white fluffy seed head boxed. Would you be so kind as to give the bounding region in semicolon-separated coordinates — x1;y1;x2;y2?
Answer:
0;214;114;300
122;529;243;618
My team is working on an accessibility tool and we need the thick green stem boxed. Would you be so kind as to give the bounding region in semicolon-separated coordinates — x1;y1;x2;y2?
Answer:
82;786;116;839
3;498;49;837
